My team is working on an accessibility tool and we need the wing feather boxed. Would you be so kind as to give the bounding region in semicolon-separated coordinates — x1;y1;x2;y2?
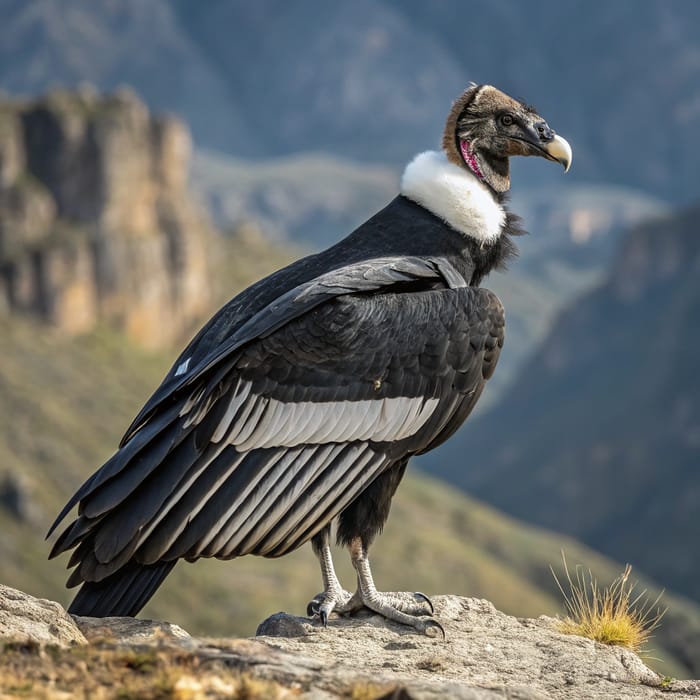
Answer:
195;447;304;558
133;447;246;563
120;256;454;444
53;269;505;595
154;448;288;562
82;424;204;522
210;379;251;442
90;437;225;562
230;444;347;555
229;395;269;445
264;447;386;557
234;396;285;449
47;400;185;537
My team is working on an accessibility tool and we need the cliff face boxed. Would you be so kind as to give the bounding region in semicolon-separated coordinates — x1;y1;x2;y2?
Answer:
0;88;213;349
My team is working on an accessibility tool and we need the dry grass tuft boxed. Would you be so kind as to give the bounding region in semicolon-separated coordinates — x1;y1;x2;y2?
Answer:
551;554;666;653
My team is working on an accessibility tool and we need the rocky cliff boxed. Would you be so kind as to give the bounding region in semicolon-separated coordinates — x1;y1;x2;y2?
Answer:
0;87;214;349
2;584;698;699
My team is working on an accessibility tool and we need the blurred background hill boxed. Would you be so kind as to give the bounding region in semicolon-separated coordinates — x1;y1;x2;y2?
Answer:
3;0;698;200
0;0;698;678
426;203;700;603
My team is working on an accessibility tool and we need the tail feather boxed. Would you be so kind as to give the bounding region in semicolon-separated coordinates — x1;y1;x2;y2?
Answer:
68;560;177;617
47;400;185;538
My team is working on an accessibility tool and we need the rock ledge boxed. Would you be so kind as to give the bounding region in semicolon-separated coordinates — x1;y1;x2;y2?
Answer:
1;585;699;699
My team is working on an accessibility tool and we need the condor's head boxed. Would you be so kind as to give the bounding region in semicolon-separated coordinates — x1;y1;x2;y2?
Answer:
442;84;572;193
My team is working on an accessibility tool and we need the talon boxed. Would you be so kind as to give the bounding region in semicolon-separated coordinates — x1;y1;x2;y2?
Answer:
414;591;434;614
306;588;354;621
314;537;440;636
422;619;445;639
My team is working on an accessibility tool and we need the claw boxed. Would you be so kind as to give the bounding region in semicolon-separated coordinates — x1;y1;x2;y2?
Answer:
310;537;441;636
306;588;355;623
414;591;434;615
420;618;445;639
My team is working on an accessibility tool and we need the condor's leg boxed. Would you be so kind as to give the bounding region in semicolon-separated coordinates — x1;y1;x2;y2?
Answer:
307;524;355;624
335;460;442;636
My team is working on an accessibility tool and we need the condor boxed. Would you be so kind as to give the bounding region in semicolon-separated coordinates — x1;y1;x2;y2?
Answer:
49;84;571;636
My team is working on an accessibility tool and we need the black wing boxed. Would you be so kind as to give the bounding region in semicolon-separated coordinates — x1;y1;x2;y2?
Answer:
122;255;466;445
49;257;504;588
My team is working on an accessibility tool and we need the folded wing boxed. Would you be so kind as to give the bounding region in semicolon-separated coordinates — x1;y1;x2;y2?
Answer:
49;257;504;591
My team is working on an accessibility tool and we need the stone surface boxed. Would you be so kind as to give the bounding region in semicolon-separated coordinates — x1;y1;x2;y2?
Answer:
0;584;86;647
253;596;687;699
0;88;215;348
0;107;24;188
74;615;191;646
2;585;700;698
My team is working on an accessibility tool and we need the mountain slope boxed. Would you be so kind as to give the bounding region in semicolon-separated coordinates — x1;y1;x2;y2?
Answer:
425;203;700;611
172;0;700;201
190;149;398;249
0;0;255;155
0;315;698;677
170;0;464;163
384;0;700;199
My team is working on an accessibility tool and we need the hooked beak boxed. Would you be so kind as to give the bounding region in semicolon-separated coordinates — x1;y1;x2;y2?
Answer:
510;124;573;173
543;134;572;172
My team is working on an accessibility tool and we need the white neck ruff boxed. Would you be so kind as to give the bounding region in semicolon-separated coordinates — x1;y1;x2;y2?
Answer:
400;150;505;244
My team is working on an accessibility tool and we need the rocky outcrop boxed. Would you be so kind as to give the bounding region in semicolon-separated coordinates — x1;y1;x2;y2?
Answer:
254;599;684;699
1;585;698;699
0;584;86;648
0;87;214;348
0;471;42;525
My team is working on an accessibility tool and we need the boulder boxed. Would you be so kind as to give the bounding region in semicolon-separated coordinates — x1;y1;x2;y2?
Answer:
0;584;86;647
254;596;679;699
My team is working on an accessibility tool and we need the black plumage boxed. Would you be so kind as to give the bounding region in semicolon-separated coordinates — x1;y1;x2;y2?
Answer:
49;85;571;633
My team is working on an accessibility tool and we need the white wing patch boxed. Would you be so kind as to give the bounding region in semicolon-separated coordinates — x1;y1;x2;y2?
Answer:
174;357;191;377
193;381;439;449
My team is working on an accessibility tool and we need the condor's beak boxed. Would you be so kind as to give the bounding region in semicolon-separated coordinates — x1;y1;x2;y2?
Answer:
510;124;573;173
544;134;572;172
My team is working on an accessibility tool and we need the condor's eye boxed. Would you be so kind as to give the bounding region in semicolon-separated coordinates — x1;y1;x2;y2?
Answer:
500;114;514;127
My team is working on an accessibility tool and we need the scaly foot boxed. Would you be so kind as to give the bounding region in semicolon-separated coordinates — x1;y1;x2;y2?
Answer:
338;588;443;637
306;585;357;625
345;538;444;637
